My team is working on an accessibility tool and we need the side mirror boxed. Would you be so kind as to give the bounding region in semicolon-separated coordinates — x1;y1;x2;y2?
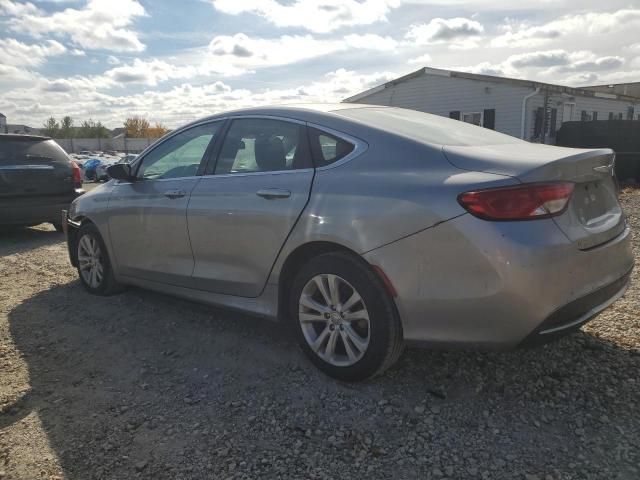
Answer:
107;163;134;181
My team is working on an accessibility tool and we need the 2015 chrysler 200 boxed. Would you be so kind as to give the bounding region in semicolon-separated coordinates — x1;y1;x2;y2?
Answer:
63;104;634;381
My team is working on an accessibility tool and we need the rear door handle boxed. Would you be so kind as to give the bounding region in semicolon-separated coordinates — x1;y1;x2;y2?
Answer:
256;188;291;199
164;189;186;199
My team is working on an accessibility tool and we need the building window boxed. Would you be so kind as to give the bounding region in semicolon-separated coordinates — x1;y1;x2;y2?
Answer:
627;106;635;120
618;113;624;120
462;112;482;126
609;112;614;120
483;109;496;130
449;111;461;120
581;110;590;121
592;111;598;121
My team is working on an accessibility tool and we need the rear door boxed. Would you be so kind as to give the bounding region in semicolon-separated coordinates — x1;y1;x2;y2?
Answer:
187;117;314;297
0;137;74;199
107;122;222;285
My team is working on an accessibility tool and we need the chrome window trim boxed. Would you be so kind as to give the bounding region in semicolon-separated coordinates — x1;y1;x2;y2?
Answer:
114;175;202;186
306;122;368;171
0;164;55;170
200;168;314;180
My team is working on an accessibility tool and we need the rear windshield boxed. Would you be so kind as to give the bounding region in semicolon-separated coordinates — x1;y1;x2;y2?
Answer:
0;138;69;165
336;107;524;147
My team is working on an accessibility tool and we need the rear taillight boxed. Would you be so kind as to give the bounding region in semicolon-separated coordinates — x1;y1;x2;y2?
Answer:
70;161;82;188
458;182;574;221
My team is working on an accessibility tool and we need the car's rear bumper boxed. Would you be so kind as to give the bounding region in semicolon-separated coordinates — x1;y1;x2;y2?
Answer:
363;213;634;348
518;270;631;347
0;189;85;226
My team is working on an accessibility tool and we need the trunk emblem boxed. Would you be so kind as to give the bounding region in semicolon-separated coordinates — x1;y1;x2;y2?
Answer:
593;163;614;174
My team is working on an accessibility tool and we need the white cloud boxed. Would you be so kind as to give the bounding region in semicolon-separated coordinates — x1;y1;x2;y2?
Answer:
206;33;400;75
508;50;570;68
344;34;397;52
70;49;86;56
408;53;433;64
406;18;484;49
0;0;41;16
5;0;146;52
107;55;121;65
210;0;400;33
492;8;640;48
0;38;66;67
104;58;196;86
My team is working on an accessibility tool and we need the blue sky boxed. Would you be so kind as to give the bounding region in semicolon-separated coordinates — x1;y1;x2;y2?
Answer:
1;0;639;128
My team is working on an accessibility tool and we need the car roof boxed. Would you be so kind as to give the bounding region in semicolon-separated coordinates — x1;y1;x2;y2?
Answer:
0;133;52;141
181;103;382;127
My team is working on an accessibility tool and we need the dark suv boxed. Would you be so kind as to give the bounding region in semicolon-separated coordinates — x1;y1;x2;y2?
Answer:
0;134;84;231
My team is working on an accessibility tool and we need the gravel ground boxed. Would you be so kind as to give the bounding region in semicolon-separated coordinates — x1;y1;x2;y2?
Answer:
0;188;638;480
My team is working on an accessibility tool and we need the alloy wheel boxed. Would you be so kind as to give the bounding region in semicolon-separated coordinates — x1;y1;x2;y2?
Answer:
77;234;104;289
298;273;371;367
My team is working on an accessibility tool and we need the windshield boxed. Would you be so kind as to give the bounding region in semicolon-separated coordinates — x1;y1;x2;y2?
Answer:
336;106;524;147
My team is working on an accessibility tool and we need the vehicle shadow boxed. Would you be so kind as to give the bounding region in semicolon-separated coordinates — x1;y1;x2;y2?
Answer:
0;224;63;256
4;280;639;478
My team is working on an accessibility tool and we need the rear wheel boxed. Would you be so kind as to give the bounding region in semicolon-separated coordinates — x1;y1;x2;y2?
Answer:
289;252;403;381
76;223;123;295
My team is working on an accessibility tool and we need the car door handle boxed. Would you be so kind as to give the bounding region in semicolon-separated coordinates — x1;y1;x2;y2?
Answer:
164;189;186;199
256;188;291;199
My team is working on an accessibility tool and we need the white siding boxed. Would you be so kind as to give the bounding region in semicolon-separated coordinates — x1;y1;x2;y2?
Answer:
354;72;638;141
355;73;534;137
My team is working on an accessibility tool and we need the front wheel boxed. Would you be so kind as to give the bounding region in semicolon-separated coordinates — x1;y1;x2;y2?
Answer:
289;252;403;381
76;223;123;295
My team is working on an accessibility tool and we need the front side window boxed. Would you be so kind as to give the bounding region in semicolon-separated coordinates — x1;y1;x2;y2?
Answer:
137;122;221;180
214;118;311;174
308;128;355;167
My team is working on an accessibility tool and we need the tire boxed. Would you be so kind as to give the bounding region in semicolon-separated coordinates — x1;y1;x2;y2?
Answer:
75;223;124;295
288;252;404;381
51;222;64;232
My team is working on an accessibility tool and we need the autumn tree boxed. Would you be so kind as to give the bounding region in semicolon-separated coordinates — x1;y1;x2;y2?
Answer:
42;116;60;137
124;116;150;138
147;122;170;138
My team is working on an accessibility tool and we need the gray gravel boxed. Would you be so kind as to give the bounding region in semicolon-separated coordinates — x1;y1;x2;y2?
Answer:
0;188;639;480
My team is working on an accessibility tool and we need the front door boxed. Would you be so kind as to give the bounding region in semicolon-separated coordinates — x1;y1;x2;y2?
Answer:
187;117;314;297
107;121;223;285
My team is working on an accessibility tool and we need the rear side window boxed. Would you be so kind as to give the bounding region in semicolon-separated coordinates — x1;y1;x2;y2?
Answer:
0;138;69;165
308;128;355;167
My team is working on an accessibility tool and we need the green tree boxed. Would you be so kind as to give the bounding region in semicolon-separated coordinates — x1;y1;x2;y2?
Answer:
42;116;60;137
78;119;109;138
59;116;74;138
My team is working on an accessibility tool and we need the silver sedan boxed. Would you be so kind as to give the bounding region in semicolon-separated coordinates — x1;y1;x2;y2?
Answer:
64;104;634;381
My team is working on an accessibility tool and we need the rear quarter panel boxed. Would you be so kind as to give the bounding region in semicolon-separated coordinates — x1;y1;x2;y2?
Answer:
268;130;519;285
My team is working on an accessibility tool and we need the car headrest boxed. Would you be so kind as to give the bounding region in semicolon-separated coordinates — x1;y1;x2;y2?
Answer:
255;136;286;171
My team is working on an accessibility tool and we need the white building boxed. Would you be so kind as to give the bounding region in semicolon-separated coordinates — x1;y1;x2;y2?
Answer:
344;67;639;143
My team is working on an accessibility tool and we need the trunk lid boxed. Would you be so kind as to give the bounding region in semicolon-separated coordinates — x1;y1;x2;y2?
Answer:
444;143;625;250
0;137;74;198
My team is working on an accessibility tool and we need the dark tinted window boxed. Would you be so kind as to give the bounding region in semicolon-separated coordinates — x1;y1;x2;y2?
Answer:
137;122;221;180
308;128;355;167
0;138;69;165
214;118;312;174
